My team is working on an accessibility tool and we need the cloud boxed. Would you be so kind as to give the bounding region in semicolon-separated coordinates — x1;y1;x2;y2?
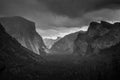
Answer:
82;9;120;23
36;27;87;39
40;0;120;17
1;0;120;29
1;0;120;38
0;0;83;29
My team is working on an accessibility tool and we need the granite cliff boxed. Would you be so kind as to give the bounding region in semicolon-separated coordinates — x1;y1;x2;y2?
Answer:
0;16;47;55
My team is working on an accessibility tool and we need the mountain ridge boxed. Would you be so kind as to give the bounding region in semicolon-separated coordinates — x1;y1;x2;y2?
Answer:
50;31;86;54
74;21;120;56
0;23;46;76
0;21;120;80
0;16;47;55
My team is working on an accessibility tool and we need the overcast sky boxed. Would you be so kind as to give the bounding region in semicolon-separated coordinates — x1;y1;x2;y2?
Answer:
0;0;120;39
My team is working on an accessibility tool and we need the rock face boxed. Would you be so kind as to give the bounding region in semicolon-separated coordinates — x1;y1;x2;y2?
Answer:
74;21;120;56
0;16;47;55
51;31;85;54
0;23;46;79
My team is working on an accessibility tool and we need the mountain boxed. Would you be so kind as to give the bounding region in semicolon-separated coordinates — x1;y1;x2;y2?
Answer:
74;21;120;56
44;37;61;49
0;22;120;80
0;23;47;79
45;21;120;80
0;16;47;55
50;31;85;54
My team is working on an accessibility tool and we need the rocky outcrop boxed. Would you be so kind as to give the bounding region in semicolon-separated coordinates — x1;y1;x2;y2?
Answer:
74;21;120;56
51;31;85;54
0;16;47;55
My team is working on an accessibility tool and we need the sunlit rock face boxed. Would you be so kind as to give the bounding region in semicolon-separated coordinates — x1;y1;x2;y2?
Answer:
0;16;47;55
50;31;85;54
74;21;120;56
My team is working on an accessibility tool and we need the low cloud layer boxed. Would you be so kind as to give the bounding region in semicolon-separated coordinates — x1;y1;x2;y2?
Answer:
36;27;87;39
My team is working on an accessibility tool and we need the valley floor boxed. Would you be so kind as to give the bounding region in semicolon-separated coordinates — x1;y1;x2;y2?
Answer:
0;52;119;80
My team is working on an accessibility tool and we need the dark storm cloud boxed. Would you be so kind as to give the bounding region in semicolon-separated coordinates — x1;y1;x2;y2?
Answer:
40;0;120;17
0;0;120;21
0;0;120;22
0;0;48;16
1;0;120;38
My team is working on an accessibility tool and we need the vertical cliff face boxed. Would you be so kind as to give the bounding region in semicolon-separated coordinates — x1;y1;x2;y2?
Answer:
0;23;47;79
0;23;45;62
74;21;120;56
0;16;47;55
